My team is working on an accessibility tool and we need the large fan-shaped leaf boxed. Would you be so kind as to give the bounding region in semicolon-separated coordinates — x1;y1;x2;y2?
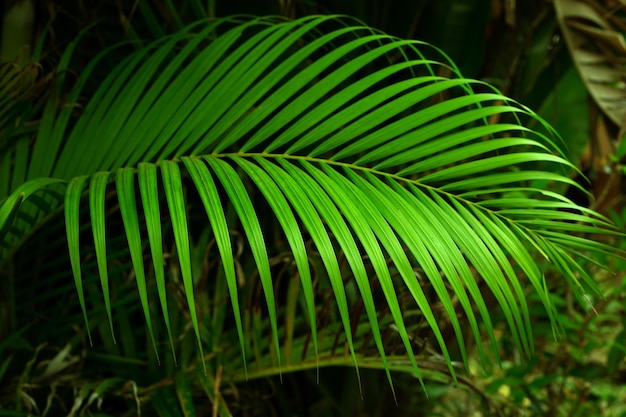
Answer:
0;15;622;384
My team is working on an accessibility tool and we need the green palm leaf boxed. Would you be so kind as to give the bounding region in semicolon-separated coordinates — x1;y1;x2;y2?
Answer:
1;15;621;385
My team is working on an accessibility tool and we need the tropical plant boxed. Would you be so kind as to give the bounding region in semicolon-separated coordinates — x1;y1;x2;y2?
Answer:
0;12;622;415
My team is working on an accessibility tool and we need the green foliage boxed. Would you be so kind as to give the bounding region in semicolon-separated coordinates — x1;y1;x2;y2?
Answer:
0;7;623;416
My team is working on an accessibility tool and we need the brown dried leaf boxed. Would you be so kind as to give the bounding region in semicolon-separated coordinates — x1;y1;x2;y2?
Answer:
554;0;626;127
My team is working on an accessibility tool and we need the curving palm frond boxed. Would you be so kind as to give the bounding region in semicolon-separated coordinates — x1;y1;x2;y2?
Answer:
0;15;622;391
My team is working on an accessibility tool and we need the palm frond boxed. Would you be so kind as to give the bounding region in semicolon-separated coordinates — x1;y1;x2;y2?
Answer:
1;15;622;384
